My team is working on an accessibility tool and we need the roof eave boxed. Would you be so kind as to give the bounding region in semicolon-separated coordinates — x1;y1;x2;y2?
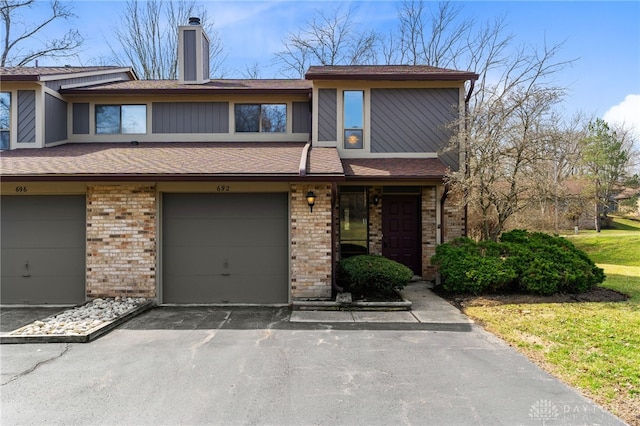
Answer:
305;73;479;82
0;173;345;182
60;88;312;96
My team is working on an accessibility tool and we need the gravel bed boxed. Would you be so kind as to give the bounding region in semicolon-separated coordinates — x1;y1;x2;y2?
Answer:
10;297;147;336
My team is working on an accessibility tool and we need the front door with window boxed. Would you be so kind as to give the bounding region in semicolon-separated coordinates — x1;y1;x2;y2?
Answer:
382;195;421;275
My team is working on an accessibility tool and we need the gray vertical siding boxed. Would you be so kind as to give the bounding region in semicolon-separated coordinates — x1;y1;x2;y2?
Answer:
318;89;337;141
152;102;229;133
183;29;197;81
292;101;310;134
45;94;67;144
17;90;36;143
45;72;132;91
202;37;210;78
72;103;90;134
371;88;459;158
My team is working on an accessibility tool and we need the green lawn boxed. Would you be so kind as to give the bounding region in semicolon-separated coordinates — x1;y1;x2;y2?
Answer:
465;217;640;424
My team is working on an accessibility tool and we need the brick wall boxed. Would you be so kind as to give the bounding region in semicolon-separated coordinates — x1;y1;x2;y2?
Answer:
86;184;156;299
290;184;332;300
421;186;438;279
368;186;383;256
443;188;466;242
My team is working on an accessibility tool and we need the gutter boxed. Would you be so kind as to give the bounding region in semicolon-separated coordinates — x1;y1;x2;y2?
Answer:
463;79;476;237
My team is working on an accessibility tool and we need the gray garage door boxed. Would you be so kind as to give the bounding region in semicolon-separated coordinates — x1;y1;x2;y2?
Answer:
162;193;289;304
1;195;86;305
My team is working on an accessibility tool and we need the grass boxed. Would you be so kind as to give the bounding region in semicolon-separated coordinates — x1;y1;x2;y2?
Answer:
465;216;640;425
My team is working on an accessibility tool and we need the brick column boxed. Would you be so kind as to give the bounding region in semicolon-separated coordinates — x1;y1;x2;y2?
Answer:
290;184;332;300
421;186;438;279
86;184;156;299
443;187;466;242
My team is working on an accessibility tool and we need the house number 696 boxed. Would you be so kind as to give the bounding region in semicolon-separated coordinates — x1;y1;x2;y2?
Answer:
216;185;230;192
15;186;28;193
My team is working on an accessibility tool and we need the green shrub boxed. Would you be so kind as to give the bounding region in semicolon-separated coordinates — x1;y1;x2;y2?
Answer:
431;238;516;295
337;255;413;296
432;230;605;295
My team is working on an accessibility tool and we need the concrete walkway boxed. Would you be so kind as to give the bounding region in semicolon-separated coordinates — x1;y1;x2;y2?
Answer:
290;281;472;324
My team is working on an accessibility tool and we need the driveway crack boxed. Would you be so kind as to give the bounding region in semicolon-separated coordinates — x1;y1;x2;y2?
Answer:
2;343;71;386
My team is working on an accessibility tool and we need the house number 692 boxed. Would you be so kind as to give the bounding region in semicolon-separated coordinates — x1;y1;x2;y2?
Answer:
216;185;230;192
15;186;28;193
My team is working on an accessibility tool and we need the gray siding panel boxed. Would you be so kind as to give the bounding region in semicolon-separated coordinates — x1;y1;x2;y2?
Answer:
318;89;337;141
292;101;310;134
45;72;131;90
152;102;229;133
1;195;86;305
371;88;459;159
17;90;36;143
183;29;197;81
45;93;67;144
72;103;90;134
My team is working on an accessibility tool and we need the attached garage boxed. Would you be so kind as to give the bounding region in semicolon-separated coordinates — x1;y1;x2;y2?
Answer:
162;193;289;304
1;195;86;304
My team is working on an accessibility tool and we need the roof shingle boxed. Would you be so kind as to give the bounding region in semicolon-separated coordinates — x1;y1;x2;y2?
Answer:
342;158;450;179
0;142;337;179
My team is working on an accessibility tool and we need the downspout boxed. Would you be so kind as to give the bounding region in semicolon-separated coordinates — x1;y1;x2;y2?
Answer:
331;181;343;294
440;182;449;243
462;79;476;237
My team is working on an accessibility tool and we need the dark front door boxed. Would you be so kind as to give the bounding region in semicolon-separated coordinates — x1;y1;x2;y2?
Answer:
382;195;421;275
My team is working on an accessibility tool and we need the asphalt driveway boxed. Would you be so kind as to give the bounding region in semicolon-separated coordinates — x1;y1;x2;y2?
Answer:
1;306;623;425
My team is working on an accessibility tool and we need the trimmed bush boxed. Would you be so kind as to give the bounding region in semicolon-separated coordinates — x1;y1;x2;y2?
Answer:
432;230;605;295
337;255;413;296
431;238;516;295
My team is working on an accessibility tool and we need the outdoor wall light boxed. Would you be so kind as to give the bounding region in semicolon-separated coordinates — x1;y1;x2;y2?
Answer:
306;191;316;212
373;195;380;206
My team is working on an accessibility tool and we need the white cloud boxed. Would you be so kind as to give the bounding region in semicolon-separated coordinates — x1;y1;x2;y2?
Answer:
603;94;640;137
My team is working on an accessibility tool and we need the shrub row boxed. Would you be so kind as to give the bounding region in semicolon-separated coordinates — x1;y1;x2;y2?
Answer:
431;230;605;295
337;255;413;296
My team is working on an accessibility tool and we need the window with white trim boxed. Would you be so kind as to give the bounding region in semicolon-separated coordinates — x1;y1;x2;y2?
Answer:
343;90;364;149
235;104;286;133
0;92;10;150
96;105;147;134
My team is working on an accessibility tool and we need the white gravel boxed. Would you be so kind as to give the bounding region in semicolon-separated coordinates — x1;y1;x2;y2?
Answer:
11;297;147;336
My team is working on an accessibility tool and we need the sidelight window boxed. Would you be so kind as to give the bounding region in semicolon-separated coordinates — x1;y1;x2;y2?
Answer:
339;187;368;258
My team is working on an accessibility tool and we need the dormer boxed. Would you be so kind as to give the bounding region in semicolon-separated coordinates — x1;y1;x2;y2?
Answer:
178;17;210;85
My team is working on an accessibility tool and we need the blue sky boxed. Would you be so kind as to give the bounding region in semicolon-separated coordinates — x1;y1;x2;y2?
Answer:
22;1;640;134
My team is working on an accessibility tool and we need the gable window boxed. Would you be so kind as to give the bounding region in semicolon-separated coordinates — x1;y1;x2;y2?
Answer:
96;105;146;134
0;92;10;150
344;90;363;149
235;104;286;133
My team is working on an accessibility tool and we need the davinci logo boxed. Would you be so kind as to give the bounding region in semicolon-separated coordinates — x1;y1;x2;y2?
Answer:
529;399;560;424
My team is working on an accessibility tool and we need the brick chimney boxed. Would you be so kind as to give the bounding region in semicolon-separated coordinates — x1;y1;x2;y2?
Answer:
178;17;210;84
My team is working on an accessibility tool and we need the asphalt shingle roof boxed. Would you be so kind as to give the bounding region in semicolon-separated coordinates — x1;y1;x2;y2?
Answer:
342;158;449;179
305;65;478;81
0;66;132;81
0;142;340;179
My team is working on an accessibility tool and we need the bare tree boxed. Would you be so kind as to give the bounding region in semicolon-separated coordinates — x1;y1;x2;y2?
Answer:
446;36;575;240
385;0;472;67
275;4;379;78
108;0;226;79
1;0;84;66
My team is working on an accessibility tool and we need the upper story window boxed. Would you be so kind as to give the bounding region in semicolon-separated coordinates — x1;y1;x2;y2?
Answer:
96;105;147;134
235;104;286;133
344;90;364;149
0;92;10;150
